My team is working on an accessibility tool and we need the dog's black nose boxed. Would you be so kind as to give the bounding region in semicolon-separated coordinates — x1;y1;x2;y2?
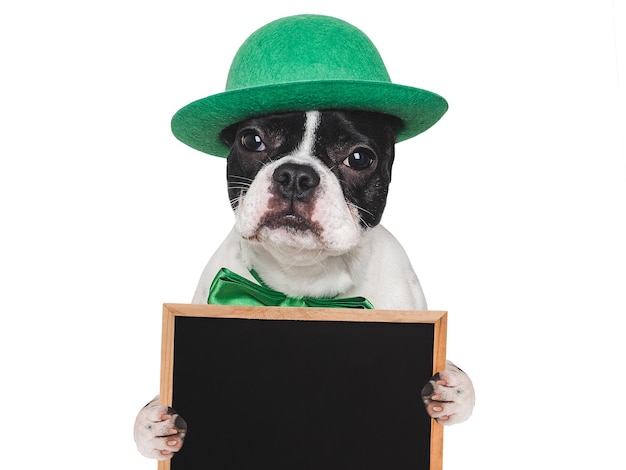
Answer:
273;163;320;201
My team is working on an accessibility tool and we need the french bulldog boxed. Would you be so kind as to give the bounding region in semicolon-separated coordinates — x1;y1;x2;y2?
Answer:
134;109;475;460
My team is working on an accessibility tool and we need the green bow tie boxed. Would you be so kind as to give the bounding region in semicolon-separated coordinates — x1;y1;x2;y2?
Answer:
207;267;374;309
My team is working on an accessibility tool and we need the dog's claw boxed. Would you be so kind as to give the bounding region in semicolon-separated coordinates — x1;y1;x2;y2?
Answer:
134;396;188;460
421;361;475;425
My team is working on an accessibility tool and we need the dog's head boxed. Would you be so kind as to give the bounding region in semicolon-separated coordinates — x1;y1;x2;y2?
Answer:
222;110;400;260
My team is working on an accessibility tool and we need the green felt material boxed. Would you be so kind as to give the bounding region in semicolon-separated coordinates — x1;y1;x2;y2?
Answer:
171;14;448;157
207;267;374;309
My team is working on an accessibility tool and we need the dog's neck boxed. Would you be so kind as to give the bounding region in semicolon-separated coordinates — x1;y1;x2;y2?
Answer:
240;237;366;298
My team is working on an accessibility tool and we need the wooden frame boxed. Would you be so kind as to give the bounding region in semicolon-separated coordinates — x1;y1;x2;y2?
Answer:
159;303;447;470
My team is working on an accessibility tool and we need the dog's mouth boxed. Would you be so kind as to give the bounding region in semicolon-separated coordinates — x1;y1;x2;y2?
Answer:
261;212;319;234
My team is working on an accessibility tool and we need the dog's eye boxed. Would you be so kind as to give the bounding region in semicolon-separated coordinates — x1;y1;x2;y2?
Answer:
240;132;267;152
343;148;375;170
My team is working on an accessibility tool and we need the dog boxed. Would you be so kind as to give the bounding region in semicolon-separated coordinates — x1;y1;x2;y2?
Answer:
134;109;475;460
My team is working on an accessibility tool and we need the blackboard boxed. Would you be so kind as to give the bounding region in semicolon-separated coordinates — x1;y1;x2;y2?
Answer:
159;304;447;470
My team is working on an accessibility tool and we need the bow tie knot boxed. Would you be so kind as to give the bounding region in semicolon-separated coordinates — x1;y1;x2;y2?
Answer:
207;267;374;309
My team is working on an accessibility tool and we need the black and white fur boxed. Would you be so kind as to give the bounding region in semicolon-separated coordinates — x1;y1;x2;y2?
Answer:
134;110;475;460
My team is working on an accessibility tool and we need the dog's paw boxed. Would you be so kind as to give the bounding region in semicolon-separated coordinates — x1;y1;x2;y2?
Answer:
134;396;188;460
421;361;475;425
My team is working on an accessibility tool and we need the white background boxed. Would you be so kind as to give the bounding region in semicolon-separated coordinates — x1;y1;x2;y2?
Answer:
1;1;625;468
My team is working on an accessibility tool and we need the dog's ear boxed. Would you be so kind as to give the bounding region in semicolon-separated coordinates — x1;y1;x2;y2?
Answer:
386;116;400;182
387;115;401;184
386;114;404;140
221;123;238;149
375;113;400;182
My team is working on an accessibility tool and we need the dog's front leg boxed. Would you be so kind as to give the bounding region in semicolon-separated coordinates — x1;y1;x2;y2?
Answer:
134;396;187;459
421;361;475;425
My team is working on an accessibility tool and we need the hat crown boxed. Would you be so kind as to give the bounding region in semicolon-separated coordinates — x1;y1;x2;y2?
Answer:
225;15;391;90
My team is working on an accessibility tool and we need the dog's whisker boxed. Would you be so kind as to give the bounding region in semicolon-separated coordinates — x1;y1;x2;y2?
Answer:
229;194;245;206
227;179;252;186
347;202;375;228
228;175;254;183
227;186;251;192
347;201;371;215
259;156;277;168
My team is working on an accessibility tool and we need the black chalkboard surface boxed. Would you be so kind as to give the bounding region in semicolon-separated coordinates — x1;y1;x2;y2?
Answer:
159;304;446;470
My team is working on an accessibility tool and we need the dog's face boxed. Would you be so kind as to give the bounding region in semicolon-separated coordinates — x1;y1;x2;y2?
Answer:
222;110;399;260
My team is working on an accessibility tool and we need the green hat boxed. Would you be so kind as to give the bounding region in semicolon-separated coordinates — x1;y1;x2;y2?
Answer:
171;14;448;157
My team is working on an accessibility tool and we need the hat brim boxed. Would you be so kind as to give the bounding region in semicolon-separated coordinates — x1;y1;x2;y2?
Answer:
171;80;448;157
